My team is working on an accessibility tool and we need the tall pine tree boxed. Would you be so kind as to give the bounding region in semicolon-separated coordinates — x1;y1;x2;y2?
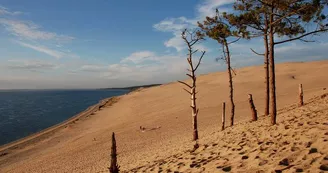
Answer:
231;0;327;125
226;0;271;117
198;10;249;127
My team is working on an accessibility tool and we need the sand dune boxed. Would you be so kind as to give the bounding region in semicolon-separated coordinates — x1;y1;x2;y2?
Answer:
0;60;328;172
129;94;328;172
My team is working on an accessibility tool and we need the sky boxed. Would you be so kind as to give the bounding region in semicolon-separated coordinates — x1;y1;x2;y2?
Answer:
0;0;327;89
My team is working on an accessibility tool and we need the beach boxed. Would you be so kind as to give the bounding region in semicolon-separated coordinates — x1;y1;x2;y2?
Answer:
1;60;328;172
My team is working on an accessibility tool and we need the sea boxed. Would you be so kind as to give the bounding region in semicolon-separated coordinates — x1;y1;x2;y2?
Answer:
0;89;129;146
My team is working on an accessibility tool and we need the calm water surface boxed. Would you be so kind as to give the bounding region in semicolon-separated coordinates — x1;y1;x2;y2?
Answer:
0;89;128;146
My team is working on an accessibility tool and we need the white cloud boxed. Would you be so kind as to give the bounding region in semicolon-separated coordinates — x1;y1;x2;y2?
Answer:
0;19;74;41
103;63;172;81
164;35;210;52
100;50;215;82
196;0;234;18
120;51;156;64
164;33;185;52
153;17;196;33
0;5;79;61
80;65;107;72
153;0;234;52
66;51;188;82
154;17;208;52
154;17;197;52
121;51;185;65
96;51;187;81
194;43;210;52
0;6;23;16
16;41;79;59
6;59;58;71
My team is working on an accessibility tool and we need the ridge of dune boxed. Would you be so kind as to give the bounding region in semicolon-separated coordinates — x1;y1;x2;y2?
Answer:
0;60;328;172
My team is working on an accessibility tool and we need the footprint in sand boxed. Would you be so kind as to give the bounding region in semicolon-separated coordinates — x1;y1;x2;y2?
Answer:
259;160;268;166
241;155;249;160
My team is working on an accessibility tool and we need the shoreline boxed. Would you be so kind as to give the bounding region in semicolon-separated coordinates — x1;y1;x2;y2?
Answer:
0;96;120;155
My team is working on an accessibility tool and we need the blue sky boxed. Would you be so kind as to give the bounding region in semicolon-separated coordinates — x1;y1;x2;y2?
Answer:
0;0;327;89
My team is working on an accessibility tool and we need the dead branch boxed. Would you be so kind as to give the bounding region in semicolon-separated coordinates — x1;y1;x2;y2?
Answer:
250;48;265;56
183;88;192;95
178;80;192;89
186;74;193;79
194;51;206;71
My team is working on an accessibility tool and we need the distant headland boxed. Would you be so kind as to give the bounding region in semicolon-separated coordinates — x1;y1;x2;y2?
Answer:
100;84;162;91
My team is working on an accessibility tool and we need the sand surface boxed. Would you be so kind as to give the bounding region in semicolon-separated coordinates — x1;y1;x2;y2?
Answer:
129;94;328;173
0;60;328;172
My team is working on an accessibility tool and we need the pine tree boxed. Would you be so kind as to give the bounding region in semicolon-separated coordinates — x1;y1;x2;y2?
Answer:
198;10;249;127
232;0;327;125
227;0;271;117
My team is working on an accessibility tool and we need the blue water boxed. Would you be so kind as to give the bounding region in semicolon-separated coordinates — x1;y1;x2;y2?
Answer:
0;89;129;146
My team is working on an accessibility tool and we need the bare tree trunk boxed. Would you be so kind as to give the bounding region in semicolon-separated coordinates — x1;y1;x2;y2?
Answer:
269;6;277;125
299;84;304;107
224;41;235;127
221;102;225;131
188;58;199;142
264;16;270;116
109;132;119;173
248;94;257;121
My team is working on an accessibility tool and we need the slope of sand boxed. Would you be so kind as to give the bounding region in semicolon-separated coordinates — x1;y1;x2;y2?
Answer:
0;60;328;172
129;94;328;173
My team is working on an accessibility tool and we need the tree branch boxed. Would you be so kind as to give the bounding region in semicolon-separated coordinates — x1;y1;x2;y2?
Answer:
258;0;272;7
191;49;198;55
270;5;308;26
299;38;316;43
227;37;241;45
178;80;192;89
230;67;237;76
194;51;206;71
186;74;194;79
274;29;328;45
190;39;201;47
183;88;192;95
250;48;265;56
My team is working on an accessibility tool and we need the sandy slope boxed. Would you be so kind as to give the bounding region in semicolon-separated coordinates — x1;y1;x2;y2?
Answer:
128;94;328;173
0;60;328;173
